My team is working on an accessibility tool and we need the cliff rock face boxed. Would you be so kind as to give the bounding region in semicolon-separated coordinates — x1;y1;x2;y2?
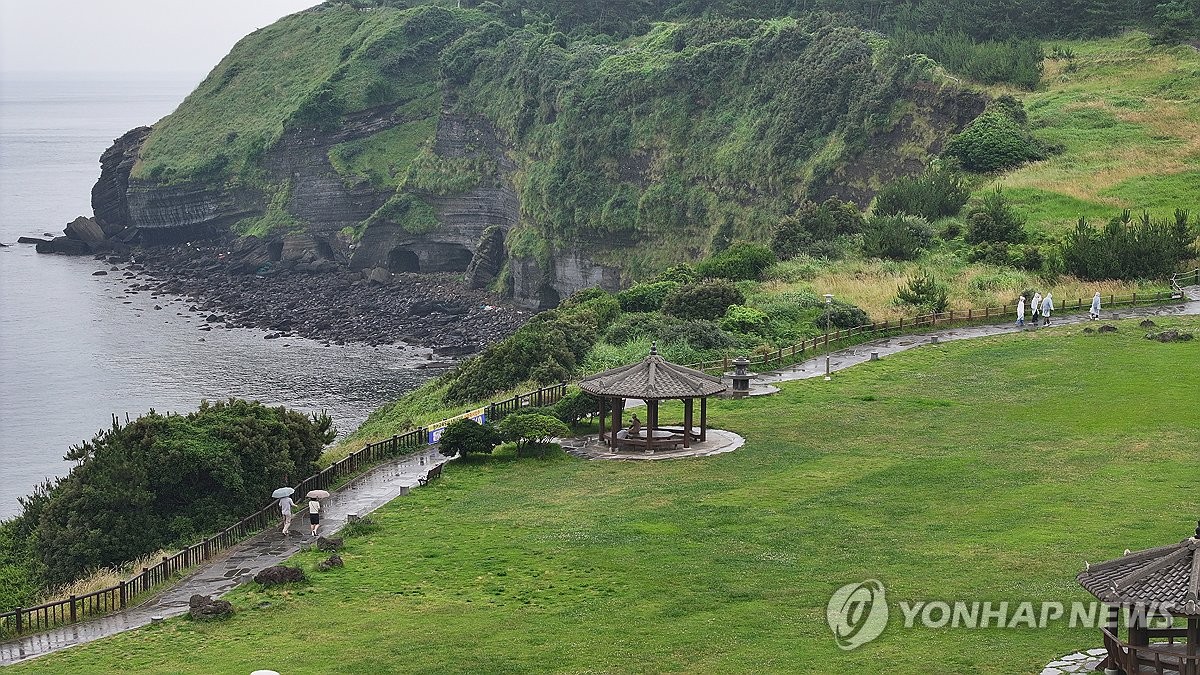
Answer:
349;112;520;277
90;126;152;236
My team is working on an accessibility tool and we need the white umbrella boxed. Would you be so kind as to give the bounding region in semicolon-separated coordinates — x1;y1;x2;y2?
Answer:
306;489;331;499
272;487;295;499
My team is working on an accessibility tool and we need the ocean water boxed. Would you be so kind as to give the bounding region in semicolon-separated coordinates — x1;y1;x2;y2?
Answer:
0;74;430;519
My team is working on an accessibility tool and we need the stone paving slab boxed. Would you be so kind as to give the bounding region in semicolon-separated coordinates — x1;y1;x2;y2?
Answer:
1040;648;1109;674
0;447;450;666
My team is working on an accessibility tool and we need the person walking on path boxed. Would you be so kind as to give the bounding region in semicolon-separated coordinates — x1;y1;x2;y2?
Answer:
1031;292;1042;326
1090;292;1102;320
308;497;321;537
279;494;295;534
1016;295;1026;327
1042;293;1054;325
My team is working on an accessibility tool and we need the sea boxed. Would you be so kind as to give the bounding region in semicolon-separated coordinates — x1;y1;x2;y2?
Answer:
0;74;432;520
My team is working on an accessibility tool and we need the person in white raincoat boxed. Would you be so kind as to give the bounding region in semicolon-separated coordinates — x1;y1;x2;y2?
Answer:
1016;295;1026;327
1089;292;1101;320
1031;292;1042;326
1042;293;1054;325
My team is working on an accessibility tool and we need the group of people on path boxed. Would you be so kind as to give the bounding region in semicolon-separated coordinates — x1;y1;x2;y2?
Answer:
278;492;322;537
1016;290;1103;327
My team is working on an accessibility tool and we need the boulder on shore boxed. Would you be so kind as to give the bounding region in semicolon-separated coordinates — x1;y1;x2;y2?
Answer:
188;594;233;620
64;216;107;243
254;565;307;586
35;237;90;255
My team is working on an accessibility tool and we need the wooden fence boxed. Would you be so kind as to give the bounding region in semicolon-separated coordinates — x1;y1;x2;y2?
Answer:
684;288;1184;375
1171;268;1200;297
0;383;566;638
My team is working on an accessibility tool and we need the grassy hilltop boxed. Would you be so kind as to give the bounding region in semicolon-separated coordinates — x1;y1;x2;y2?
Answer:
16;317;1200;674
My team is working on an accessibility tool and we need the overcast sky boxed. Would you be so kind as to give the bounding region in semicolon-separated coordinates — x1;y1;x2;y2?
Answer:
0;0;319;77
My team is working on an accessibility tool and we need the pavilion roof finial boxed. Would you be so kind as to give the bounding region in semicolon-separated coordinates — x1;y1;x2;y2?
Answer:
1194;519;1200;540
650;341;658;356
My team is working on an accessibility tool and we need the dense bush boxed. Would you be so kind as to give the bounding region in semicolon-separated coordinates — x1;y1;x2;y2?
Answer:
1061;209;1196;281
551;389;598;425
654;264;698;284
445;294;620;403
438;419;502;457
617;281;679;312
890;30;1044;89
771;198;864;260
696;243;777;281
662;280;746;321
497;412;569;456
656;319;736;350
816;301;871;330
719;305;770;335
945;97;1050;173
965;188;1027;245
6;400;334;588
861;214;935;260
873;163;971;221
895;273;951;313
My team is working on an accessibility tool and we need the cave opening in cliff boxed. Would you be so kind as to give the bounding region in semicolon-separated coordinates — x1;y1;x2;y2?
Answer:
388;248;420;273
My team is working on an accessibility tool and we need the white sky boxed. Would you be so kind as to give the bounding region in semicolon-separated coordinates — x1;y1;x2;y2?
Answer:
0;0;320;76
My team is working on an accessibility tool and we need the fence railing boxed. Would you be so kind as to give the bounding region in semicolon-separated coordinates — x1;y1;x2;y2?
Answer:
684;289;1183;375
1171;268;1199;298
0;383;566;639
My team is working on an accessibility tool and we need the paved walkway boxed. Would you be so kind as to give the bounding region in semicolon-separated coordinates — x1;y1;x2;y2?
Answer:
758;291;1200;386
0;447;450;666
4;289;1198;665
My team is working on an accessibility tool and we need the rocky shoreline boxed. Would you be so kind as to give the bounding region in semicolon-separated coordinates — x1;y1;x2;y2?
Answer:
81;238;529;355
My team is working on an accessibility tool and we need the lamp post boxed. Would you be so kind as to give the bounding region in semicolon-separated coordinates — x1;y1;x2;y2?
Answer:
824;293;833;381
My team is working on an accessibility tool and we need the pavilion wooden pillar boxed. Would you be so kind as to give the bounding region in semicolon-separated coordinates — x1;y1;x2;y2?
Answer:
683;398;694;448
1188;616;1198;657
610;397;623;447
1128;609;1149;647
700;397;708;442
598;396;606;443
647;399;659;452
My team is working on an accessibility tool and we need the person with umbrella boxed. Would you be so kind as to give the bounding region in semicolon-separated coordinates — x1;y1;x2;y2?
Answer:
273;487;296;535
306;490;329;537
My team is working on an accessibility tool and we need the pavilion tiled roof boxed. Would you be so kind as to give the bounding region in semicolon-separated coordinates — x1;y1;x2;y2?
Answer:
1077;522;1200;616
579;344;727;400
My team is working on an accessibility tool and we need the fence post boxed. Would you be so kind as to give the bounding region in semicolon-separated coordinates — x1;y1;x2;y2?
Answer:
70;595;76;623
120;580;127;608
15;607;20;634
1133;292;1137;304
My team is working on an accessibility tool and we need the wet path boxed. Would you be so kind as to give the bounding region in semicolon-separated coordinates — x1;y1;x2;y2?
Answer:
0;447;450;665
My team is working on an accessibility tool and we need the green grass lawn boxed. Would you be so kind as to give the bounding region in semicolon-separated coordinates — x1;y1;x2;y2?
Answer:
16;316;1200;674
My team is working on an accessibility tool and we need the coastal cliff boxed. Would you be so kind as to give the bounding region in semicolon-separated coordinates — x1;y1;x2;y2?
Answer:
89;3;986;308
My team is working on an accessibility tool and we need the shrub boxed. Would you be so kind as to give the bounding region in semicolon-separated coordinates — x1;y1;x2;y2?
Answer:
11;400;334;587
965;189;1027;245
696;242;776;281
497;412;569;456
603;312;668;346
771;198;863;260
815;301;870;330
617;281;679;312
551;389;598;425
873;163;971;221
861;214;934;260
654;264;698;284
662;280;746;321
656;319;735;350
1061;209;1196;281
945;97;1049;173
719;305;769;335
895;273;950;313
438;418;502;457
